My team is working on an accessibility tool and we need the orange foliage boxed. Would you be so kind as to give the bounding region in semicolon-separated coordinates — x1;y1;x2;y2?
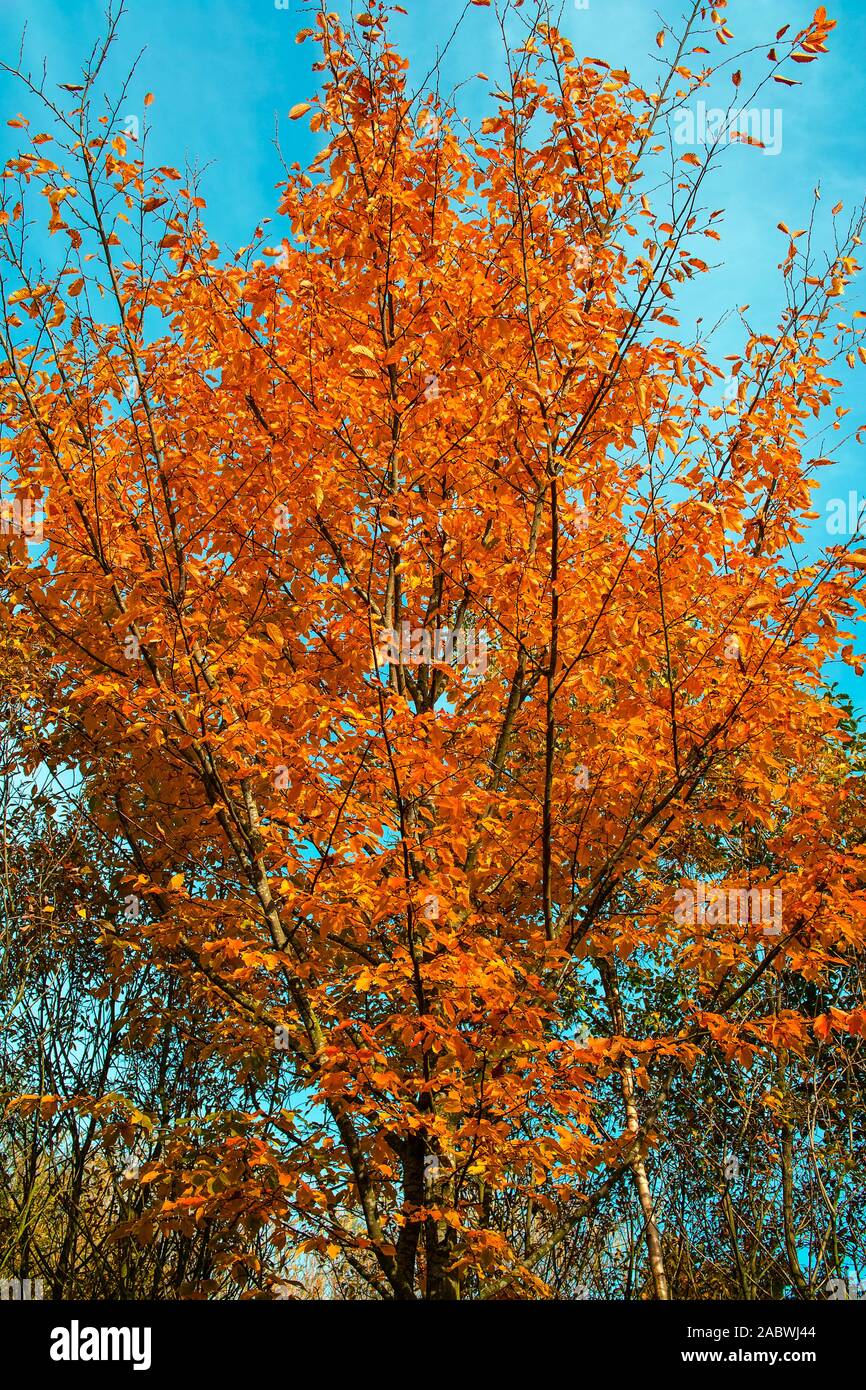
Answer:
0;1;863;1298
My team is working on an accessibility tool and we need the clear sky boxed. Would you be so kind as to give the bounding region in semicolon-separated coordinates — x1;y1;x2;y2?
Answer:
1;0;864;708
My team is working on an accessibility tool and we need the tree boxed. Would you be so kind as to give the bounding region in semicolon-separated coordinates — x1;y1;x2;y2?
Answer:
1;0;865;1299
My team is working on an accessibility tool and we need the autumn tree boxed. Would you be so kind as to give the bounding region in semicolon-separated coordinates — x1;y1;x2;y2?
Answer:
1;0;865;1300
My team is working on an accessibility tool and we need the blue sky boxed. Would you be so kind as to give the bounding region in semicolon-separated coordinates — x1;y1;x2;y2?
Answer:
0;0;864;708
